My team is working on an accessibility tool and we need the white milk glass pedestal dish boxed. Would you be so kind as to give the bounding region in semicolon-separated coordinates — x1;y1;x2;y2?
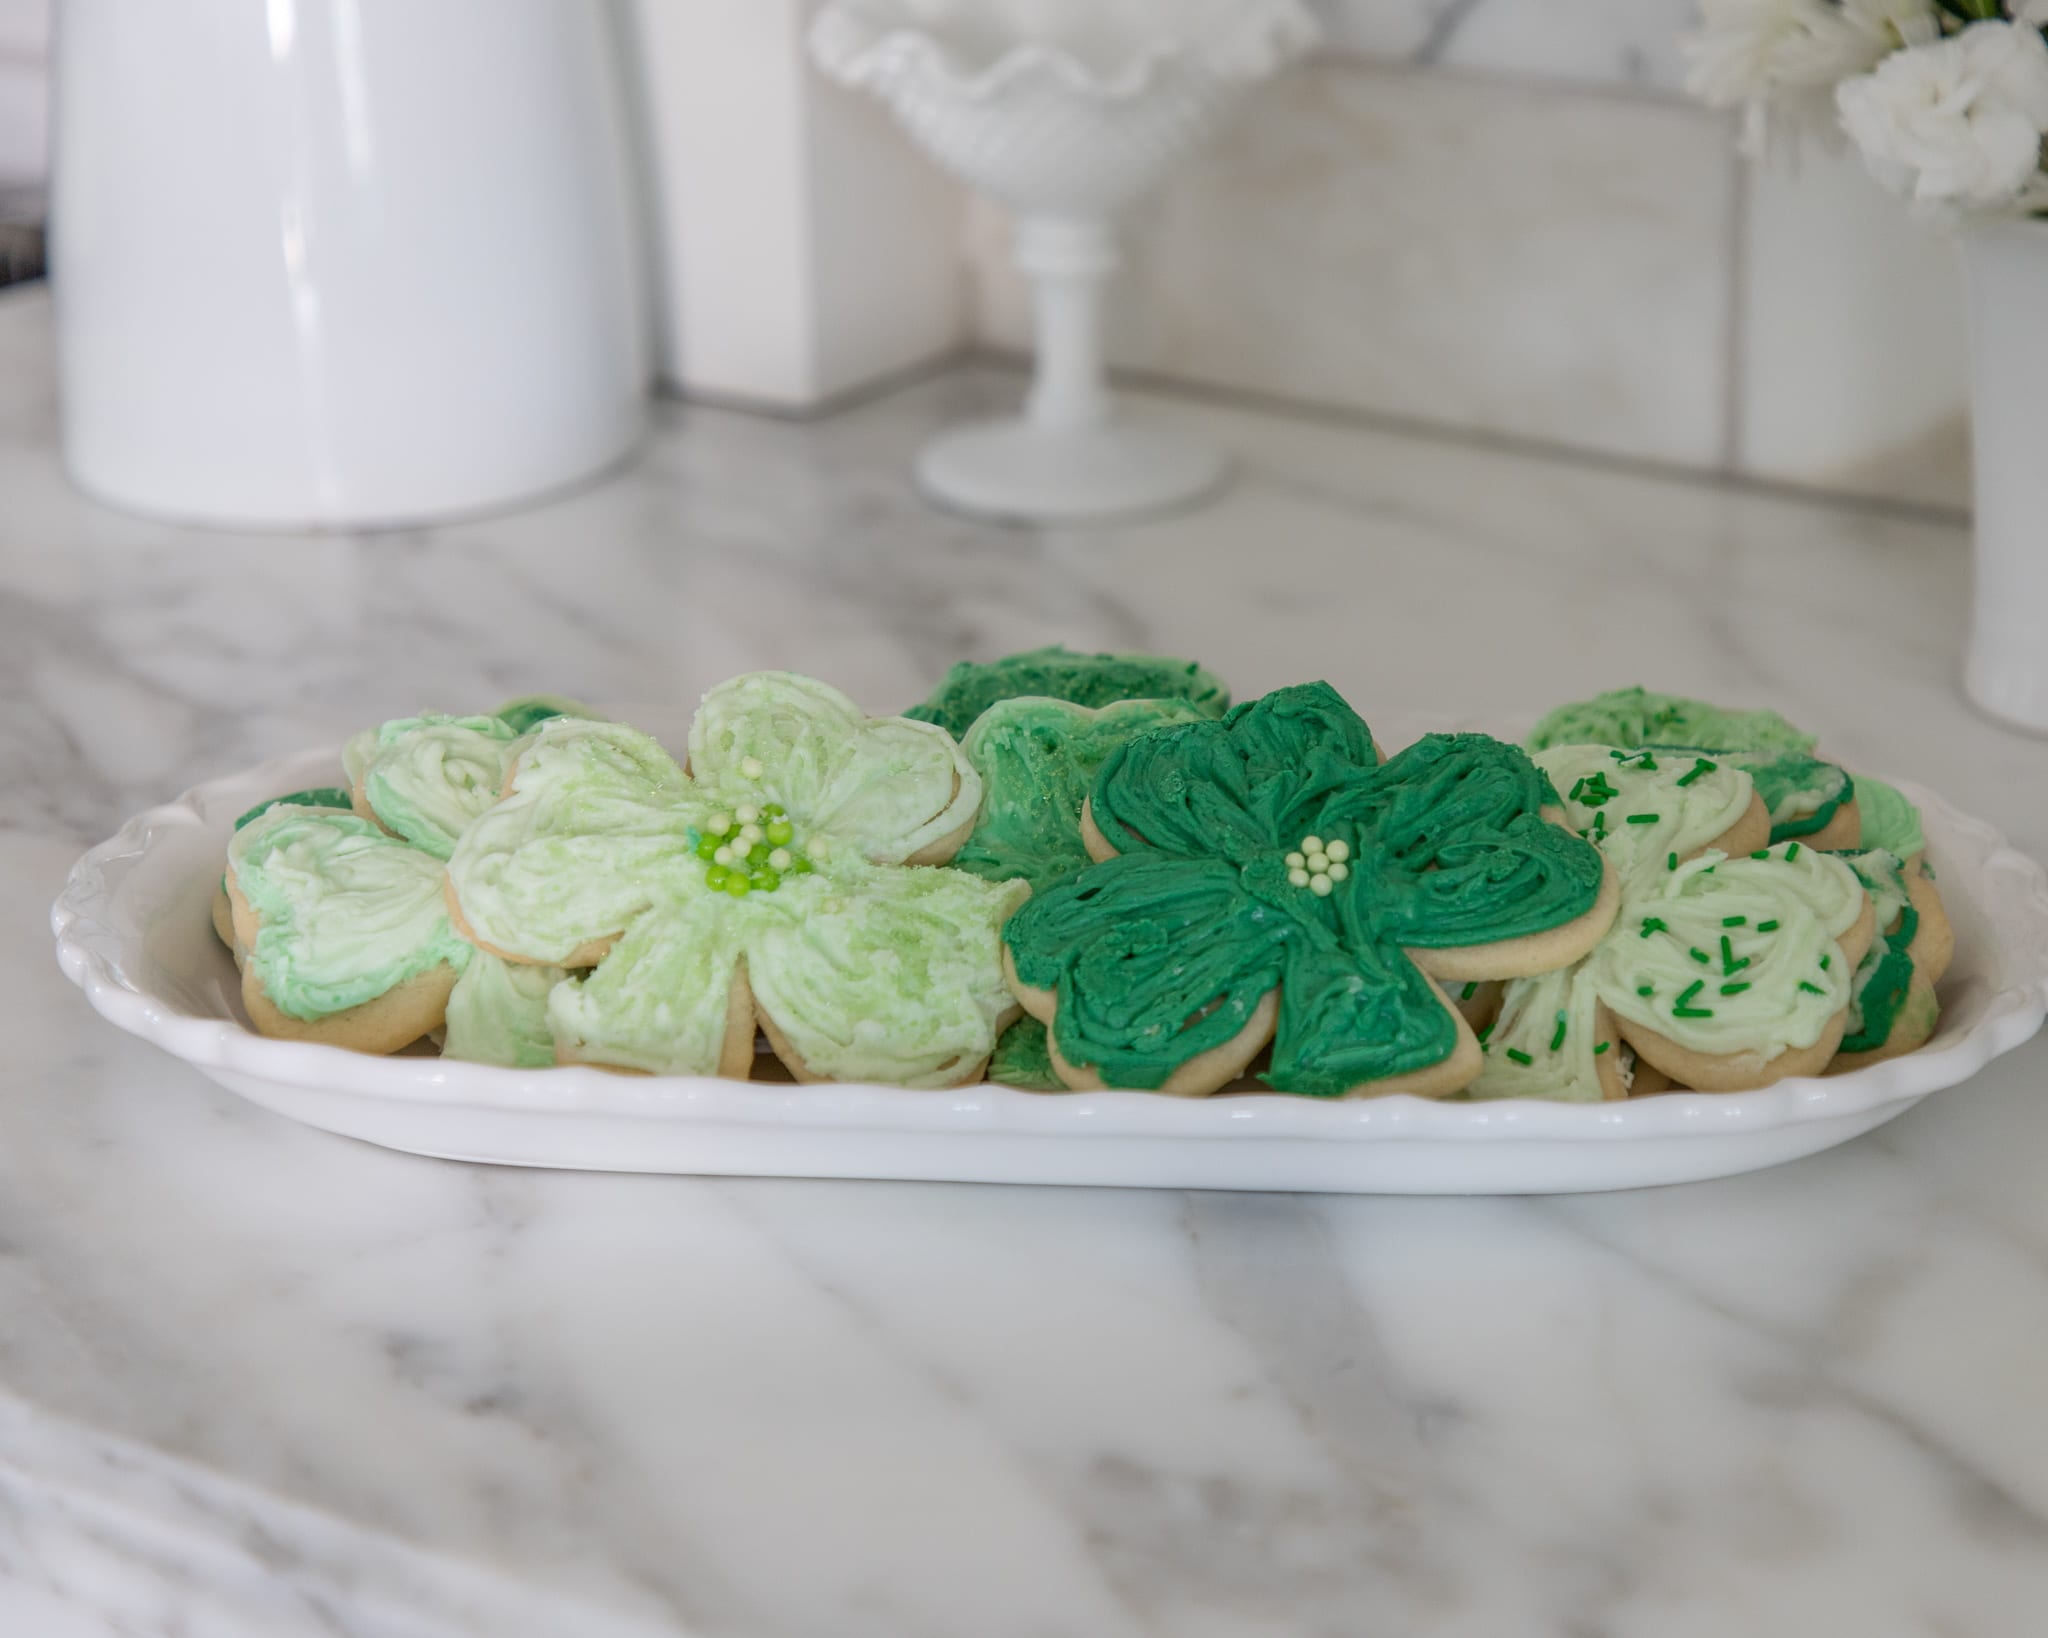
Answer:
1961;219;2048;735
813;0;1317;523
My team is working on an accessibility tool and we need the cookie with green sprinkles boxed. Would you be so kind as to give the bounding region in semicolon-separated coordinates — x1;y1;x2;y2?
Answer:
1527;687;1816;758
1589;845;1874;1091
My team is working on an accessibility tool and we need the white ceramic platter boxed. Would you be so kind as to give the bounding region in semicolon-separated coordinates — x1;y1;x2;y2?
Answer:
52;711;2048;1195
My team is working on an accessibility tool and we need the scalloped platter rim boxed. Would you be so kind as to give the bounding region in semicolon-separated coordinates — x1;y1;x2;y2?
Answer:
51;708;2048;1194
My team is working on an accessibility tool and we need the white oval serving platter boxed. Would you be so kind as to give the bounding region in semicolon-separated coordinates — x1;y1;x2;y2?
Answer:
52;712;2048;1195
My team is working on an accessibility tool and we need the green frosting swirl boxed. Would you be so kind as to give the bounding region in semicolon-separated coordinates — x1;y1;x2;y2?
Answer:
233;788;354;832
361;714;524;861
1719;750;1853;843
1528;688;1817;757
230;808;471;1021
494;695;598;735
444;953;567;1068
955;696;1203;893
906;646;1230;739
1855;776;1925;859
1005;683;1604;1095
1836;848;1921;1053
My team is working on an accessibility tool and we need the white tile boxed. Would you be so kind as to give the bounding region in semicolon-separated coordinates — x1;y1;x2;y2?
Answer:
971;60;1738;470
1735;144;1970;510
1315;0;1697;94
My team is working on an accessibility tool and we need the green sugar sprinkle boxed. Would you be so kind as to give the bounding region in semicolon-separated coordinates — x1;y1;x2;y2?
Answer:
1690;948;1712;965
1506;1048;1534;1066
1593;1041;1610;1056
1720;981;1752;995
1668;853;1679;871
1639;916;1667;938
1571;771;1619;807
1786;843;1802;861
1625;812;1660;825
1461;982;1478;1000
1799;980;1826;995
1819;953;1831;970
1637;984;1655;997
1720;935;1738;972
1550;1011;1568;1051
1757;919;1779;932
1751;849;1771;860
1722;916;1746;927
1478;1024;1493;1043
1677;979;1705;1008
1676;758;1718;787
1674;1006;1716;1019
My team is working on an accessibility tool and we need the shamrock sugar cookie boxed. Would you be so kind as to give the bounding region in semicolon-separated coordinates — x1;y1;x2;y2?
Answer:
212;787;357;950
348;714;527;861
1528;686;1816;757
1718;750;1859;850
1589;844;1875;1092
906;645;1230;739
1002;682;1616;1098
955;695;1207;894
447;675;1024;1085
1828;848;1953;1073
227;806;472;1052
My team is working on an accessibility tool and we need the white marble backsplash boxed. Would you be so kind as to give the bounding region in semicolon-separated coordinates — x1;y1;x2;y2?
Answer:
967;23;1973;511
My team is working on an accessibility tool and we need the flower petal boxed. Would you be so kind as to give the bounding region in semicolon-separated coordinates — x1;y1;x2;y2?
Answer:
690;672;980;864
1088;680;1378;862
745;862;1028;1087
547;889;748;1075
448;719;703;963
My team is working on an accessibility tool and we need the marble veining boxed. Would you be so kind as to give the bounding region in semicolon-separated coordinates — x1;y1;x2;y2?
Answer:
7;284;2048;1635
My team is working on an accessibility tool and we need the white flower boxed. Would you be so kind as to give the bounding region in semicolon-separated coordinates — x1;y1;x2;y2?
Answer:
1837;21;2048;210
1686;0;1939;155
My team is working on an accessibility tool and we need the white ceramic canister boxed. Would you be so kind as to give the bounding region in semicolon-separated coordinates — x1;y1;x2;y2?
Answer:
52;0;648;529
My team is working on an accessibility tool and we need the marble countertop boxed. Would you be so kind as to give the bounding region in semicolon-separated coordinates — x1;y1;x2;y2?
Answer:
8;281;2048;1638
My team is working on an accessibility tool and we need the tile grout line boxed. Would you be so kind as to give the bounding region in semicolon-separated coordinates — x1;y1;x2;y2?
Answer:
1720;141;1752;478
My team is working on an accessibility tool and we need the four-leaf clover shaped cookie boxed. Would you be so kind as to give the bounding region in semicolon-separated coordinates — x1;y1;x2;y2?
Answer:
446;673;1025;1086
1001;683;1618;1098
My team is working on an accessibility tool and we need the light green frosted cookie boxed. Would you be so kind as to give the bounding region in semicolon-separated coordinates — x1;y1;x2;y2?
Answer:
356;714;524;860
229;806;471;1051
444;952;568;1069
449;675;1026;1084
1528;688;1816;757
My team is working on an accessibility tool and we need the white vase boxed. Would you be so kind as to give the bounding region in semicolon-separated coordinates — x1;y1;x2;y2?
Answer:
813;0;1318;524
1961;218;2048;733
52;0;648;530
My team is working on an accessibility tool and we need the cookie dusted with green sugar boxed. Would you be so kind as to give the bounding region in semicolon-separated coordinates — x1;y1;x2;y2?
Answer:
227;806;473;1053
446;674;1025;1087
1002;682;1617;1099
905;645;1230;740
